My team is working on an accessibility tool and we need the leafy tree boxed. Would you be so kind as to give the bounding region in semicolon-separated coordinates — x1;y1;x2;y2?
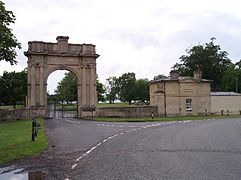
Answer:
0;1;21;65
222;62;241;93
172;38;232;91
153;74;167;80
105;76;119;104
118;72;136;105
135;78;149;103
55;72;77;103
0;70;27;107
54;72;106;103
96;76;105;102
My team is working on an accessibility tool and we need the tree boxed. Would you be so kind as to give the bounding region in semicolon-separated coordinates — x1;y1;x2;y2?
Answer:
55;72;77;103
134;78;149;103
96;76;105;102
153;74;167;80
54;72;106;103
118;72;136;105
0;69;27;107
222;62;241;93
172;38;232;91
0;1;21;65
105;76;119;104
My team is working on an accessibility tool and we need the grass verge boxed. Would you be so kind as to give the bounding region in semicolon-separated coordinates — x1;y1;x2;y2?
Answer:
92;115;240;122
0;118;48;165
0;105;25;110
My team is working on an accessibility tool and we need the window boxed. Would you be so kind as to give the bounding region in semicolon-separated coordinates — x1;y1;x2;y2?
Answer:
186;99;192;111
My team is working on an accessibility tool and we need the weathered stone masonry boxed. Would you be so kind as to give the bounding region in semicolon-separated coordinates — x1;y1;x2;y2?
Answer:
24;36;99;118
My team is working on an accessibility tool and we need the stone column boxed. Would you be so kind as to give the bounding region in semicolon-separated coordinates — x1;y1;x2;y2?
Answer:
89;64;95;106
39;63;44;106
77;83;82;117
81;66;87;106
27;63;31;108
30;64;36;106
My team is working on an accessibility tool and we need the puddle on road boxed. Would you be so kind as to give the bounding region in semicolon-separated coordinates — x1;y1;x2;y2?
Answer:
0;166;46;180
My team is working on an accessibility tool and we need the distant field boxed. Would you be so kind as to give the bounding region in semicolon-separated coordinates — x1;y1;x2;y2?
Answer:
55;102;136;111
97;102;136;107
0;105;25;110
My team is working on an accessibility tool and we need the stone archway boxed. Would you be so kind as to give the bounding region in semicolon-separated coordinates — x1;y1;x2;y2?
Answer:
24;36;99;118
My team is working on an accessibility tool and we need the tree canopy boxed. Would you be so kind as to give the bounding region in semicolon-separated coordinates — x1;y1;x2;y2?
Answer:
0;1;21;65
0;69;27;107
105;76;119;104
54;72;77;103
118;72;136;105
172;38;232;91
105;73;150;104
54;72;106;103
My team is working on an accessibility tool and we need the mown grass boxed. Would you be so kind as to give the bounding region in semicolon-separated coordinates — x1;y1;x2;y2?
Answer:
55;102;136;111
0;105;25;110
56;104;77;111
97;102;136;108
92;115;241;122
0;118;48;165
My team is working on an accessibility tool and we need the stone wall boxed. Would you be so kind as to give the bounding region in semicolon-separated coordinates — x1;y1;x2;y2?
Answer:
0;109;29;121
211;95;241;115
96;106;158;118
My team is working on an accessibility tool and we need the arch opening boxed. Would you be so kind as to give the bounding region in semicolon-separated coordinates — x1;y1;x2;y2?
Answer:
47;70;78;119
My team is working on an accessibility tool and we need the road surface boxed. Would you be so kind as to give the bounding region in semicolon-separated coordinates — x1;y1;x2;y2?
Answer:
9;117;241;179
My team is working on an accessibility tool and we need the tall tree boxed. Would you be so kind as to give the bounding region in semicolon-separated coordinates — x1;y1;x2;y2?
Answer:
55;72;77;103
173;38;232;91
54;72;106;103
222;62;241;93
134;78;149;103
153;74;167;80
96;76;105;102
0;70;27;107
0;1;21;65
118;72;136;105
105;76;119;104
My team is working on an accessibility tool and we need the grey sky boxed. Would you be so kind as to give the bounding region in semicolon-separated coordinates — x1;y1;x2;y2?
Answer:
1;0;241;94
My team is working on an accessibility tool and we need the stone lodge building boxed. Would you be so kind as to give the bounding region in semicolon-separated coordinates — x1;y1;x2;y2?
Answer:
150;69;212;116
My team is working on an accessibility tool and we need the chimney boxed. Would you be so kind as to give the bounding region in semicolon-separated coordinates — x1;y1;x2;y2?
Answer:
56;36;69;53
194;65;202;81
170;70;179;80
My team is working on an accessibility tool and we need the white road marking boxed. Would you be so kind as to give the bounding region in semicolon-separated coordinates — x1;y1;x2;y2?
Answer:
70;118;217;174
71;163;77;170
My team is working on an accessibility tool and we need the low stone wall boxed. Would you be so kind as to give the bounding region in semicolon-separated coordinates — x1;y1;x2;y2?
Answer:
96;106;158;118
0;109;29;121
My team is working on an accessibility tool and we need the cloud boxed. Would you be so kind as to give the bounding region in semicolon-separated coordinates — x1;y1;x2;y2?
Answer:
2;0;241;92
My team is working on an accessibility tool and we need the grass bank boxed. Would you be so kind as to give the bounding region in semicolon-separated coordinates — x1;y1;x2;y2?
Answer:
0;105;25;110
92;115;240;122
0;118;48;165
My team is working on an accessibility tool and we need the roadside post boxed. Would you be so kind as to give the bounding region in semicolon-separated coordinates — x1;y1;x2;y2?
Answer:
32;117;40;141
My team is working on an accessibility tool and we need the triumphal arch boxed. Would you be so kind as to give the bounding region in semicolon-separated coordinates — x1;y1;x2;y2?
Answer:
24;36;99;118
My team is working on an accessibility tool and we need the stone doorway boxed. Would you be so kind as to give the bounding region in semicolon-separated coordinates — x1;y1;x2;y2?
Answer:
24;36;99;118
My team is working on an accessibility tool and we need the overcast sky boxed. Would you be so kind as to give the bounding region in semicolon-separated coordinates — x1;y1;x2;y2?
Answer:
1;0;241;94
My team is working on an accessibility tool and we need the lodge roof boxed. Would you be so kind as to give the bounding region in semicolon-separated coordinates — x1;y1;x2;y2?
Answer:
150;76;212;84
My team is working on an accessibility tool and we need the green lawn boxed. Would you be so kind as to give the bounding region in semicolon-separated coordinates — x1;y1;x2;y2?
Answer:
0;118;48;165
92;115;241;122
55;102;136;111
97;102;136;108
0;105;25;110
56;104;77;111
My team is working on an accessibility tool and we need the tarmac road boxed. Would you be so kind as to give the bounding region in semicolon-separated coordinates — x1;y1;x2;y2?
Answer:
11;116;241;179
